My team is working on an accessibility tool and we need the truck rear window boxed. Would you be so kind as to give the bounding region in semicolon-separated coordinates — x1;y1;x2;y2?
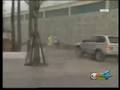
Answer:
108;36;118;43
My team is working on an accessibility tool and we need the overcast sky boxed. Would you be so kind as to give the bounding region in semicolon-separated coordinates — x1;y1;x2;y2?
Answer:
3;0;73;14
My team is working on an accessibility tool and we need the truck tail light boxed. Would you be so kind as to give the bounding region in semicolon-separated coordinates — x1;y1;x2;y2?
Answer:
105;44;113;52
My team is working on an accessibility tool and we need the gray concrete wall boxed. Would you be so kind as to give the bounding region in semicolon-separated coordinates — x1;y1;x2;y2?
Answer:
3;9;118;51
38;9;118;44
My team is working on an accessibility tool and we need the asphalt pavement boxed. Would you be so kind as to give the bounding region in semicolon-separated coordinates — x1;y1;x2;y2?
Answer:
3;47;118;88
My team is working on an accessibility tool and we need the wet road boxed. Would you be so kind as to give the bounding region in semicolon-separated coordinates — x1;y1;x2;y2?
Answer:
3;47;118;88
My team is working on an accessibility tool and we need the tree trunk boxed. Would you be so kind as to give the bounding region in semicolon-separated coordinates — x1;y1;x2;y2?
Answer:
11;0;15;51
17;0;21;51
25;0;46;66
33;0;46;65
31;1;40;65
25;0;33;64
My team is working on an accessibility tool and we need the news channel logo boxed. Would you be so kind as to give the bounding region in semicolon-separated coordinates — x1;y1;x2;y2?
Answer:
90;70;112;80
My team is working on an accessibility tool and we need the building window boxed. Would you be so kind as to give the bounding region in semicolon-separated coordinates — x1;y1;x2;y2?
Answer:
71;1;106;15
46;8;68;18
109;0;118;9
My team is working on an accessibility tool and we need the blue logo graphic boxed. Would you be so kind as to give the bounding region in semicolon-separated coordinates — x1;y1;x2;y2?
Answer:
101;70;112;80
90;70;112;80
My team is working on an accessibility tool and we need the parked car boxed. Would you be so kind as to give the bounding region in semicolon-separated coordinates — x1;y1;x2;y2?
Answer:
79;35;118;61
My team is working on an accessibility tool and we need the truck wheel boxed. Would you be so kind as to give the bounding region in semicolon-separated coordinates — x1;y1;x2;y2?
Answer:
95;51;105;61
79;48;85;57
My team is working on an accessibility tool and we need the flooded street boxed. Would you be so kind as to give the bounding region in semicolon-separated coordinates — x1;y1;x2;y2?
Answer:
3;47;118;87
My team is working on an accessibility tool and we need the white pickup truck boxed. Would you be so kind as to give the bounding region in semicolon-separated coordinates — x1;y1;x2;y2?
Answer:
78;35;118;61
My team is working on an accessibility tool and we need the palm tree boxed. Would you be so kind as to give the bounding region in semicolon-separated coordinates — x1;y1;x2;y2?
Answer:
25;0;33;64
11;0;15;51
24;0;46;66
17;0;21;51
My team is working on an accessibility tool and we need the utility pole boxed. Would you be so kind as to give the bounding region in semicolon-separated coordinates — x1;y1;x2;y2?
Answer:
24;0;46;66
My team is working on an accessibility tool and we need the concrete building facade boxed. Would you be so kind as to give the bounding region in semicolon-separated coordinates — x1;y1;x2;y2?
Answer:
3;0;118;51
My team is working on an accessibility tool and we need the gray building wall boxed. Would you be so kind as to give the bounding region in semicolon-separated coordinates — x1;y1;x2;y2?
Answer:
37;8;118;44
3;8;118;51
